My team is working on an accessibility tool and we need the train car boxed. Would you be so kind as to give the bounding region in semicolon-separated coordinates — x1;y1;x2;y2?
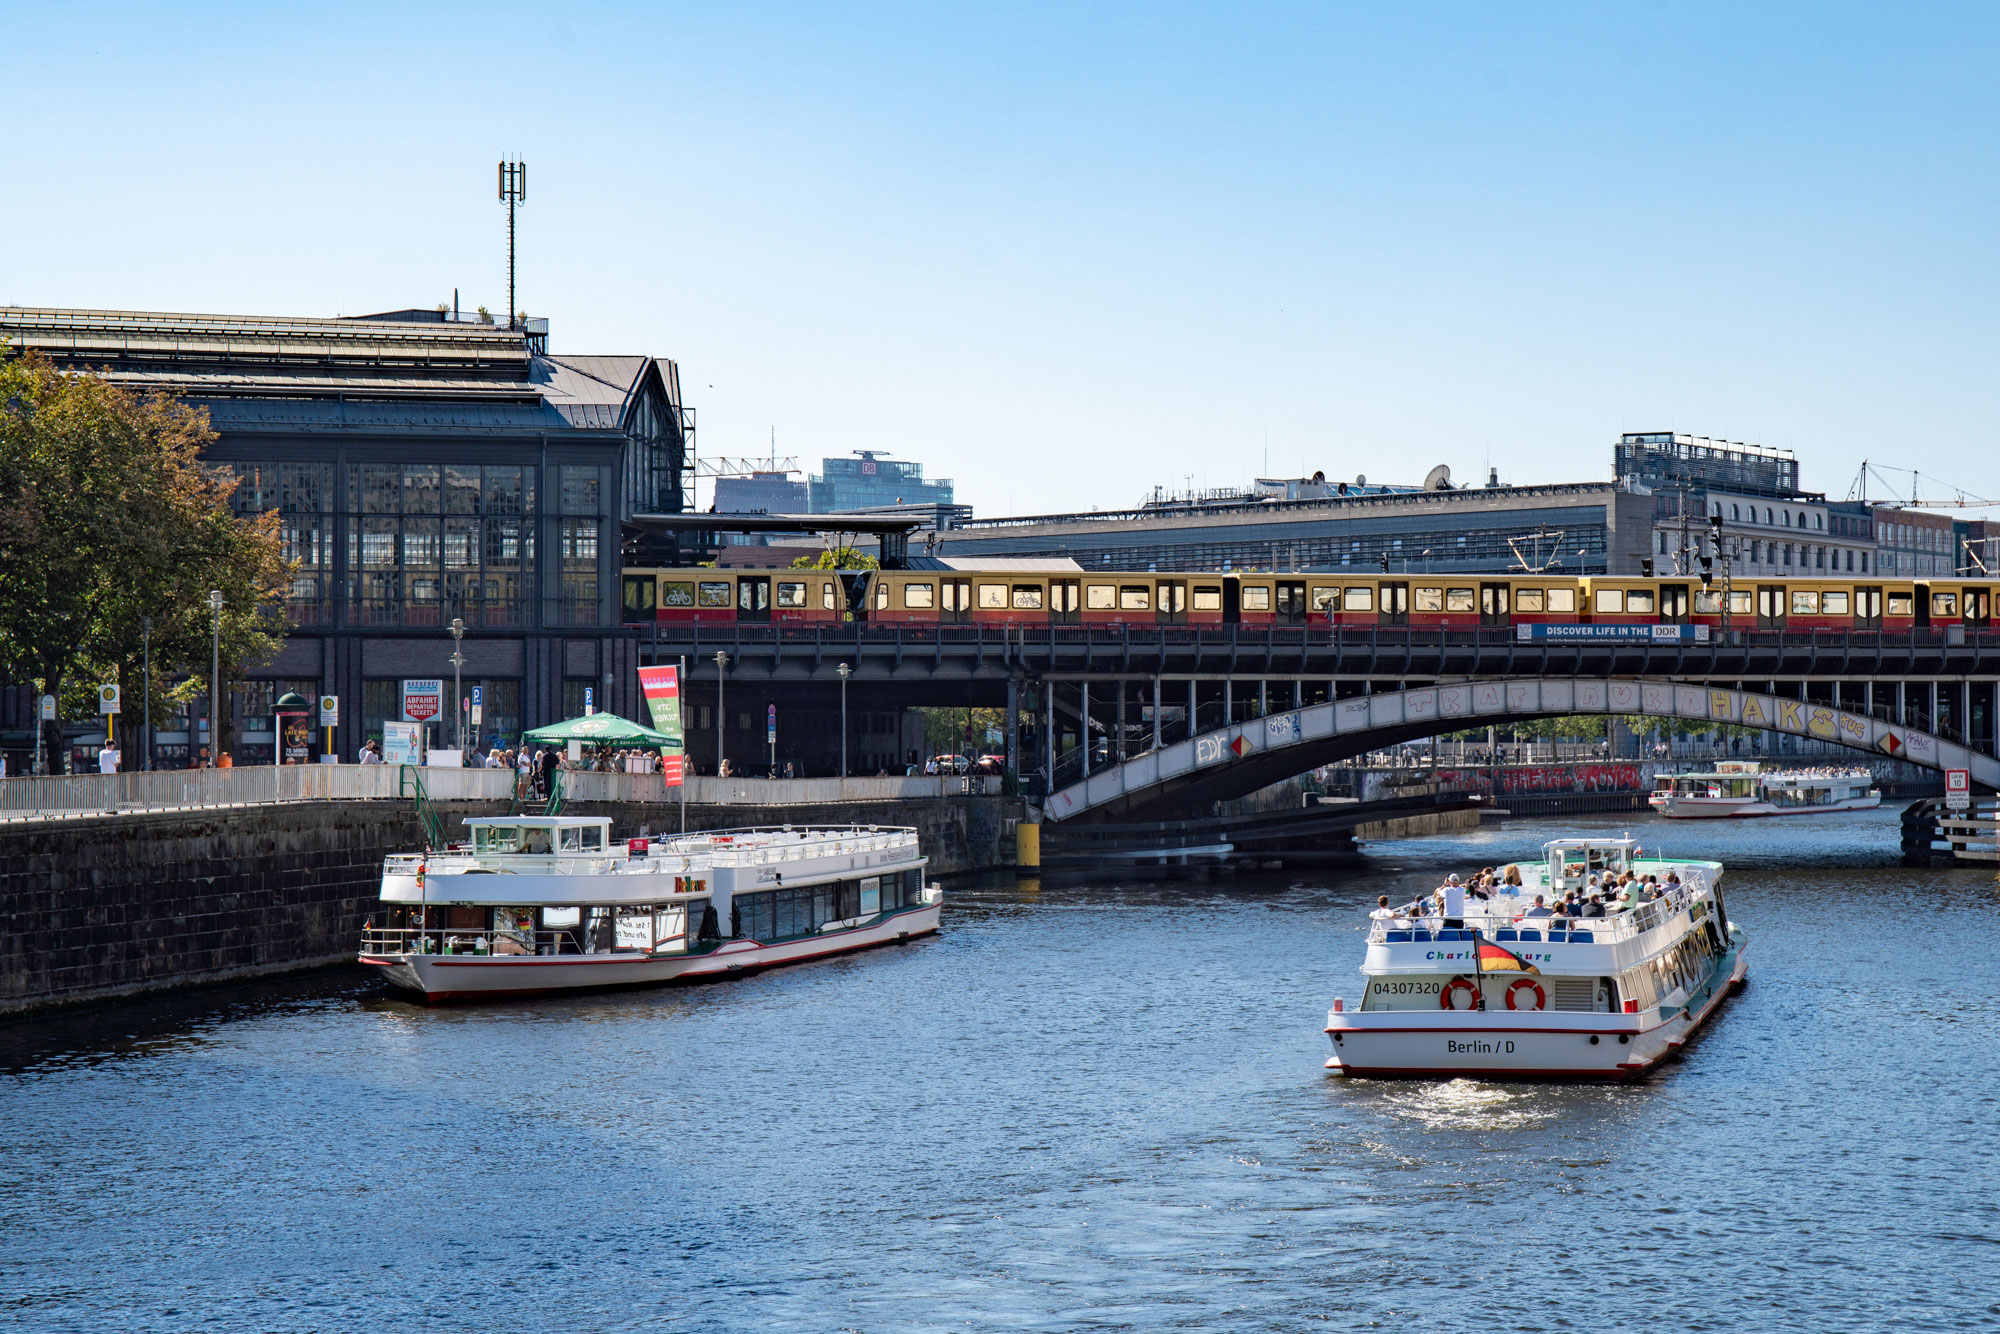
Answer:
621;569;847;627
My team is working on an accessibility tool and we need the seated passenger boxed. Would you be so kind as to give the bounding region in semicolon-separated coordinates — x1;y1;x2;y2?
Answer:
1503;865;1523;888
1370;895;1399;922
1522;895;1555;919
1581;895;1607;919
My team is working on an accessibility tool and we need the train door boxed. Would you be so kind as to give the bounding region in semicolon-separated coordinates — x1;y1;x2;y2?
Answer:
941;578;972;624
1855;586;1883;628
840;572;871;621
622;575;657;625
1222;580;1241;624
1659;583;1689;623
736;577;771;623
1479;582;1510;626
1050;580;1080;625
1379;581;1409;627
1756;584;1786;630
1914;583;1932;629
1275;580;1307;625
1965;587;1991;629
1156;580;1188;625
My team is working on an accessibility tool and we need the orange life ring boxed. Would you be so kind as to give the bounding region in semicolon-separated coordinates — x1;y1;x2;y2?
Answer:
1505;978;1547;1011
1440;976;1480;1011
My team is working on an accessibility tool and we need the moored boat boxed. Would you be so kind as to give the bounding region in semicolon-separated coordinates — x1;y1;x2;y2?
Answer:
1323;836;1747;1080
358;818;941;1001
1655;761;1879;818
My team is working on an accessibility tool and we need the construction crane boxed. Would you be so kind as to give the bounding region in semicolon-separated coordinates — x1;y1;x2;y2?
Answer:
1846;460;2000;509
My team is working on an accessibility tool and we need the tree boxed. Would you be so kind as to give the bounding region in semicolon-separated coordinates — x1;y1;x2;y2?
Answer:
791;546;878;570
0;353;291;771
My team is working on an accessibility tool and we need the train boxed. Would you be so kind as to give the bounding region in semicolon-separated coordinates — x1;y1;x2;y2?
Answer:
620;566;2000;634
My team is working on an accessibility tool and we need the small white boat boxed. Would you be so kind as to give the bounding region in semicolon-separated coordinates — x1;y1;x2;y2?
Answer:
1323;836;1747;1081
1656;761;1879;818
358;818;941;1002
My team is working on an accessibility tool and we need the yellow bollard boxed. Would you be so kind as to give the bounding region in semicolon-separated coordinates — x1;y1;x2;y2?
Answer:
1015;821;1041;875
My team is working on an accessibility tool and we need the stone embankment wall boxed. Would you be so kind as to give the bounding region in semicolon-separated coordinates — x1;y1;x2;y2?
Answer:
0;797;1012;1016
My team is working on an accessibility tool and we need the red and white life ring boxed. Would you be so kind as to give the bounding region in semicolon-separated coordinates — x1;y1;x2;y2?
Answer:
1440;976;1480;1011
1505;978;1547;1011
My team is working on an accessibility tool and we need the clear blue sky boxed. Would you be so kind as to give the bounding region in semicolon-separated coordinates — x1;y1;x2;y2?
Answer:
4;2;1996;516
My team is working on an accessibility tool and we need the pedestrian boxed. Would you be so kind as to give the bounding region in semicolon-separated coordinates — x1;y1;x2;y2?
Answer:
98;742;121;774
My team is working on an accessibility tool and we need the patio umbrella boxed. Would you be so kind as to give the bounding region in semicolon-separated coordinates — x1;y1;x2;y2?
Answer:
522;714;677;745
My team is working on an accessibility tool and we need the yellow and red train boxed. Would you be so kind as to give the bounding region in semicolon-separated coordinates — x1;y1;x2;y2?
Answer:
622;566;2000;634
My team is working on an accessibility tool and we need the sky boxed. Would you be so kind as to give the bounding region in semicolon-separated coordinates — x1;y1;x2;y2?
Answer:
4;2;1998;516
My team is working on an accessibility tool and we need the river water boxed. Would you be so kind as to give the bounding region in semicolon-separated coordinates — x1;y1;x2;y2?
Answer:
2;809;1995;1332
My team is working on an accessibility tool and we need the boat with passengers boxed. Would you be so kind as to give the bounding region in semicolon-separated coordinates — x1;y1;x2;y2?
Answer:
1323;836;1747;1080
1655;761;1879;818
358;817;941;1001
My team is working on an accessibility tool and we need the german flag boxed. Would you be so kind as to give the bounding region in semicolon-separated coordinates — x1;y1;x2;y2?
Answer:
1474;936;1539;974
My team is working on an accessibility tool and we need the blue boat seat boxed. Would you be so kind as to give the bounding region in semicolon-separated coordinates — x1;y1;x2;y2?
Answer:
1545;930;1568;943
1567;930;1594;942
1495;929;1519;941
1516;930;1541;941
1410;930;1433;942
1385;930;1412;942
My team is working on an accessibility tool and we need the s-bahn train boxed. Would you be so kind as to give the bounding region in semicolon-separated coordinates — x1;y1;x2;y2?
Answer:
621;566;2000;634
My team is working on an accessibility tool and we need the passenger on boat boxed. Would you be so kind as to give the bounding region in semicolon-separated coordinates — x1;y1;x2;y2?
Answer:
1370;895;1398;922
1437;879;1466;928
1581;894;1607;919
1503;865;1523;888
522;829;553;855
1523;895;1554;919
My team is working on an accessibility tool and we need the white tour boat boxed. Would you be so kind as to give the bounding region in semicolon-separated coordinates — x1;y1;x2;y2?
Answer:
1655;761;1879;818
358;818;942;1002
1323;836;1747;1081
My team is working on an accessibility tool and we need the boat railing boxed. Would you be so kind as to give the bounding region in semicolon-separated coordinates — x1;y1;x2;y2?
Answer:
358;925;694;957
381;851;677;877
1367;882;1709;946
666;826;921;867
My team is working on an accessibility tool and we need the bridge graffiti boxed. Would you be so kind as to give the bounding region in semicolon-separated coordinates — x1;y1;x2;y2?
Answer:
1436;763;1645;796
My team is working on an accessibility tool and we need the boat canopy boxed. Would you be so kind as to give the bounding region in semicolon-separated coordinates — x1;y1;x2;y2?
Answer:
1543;836;1640;890
463;816;615;856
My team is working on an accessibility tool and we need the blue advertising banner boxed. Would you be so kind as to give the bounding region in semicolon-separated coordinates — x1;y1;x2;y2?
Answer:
1516;623;1711;643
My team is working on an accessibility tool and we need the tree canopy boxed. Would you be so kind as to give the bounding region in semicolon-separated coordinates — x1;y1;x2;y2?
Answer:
0;353;291;769
790;546;879;570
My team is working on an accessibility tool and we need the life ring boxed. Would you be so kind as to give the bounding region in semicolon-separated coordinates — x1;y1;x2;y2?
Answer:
1440;976;1480;1011
1505;978;1546;1011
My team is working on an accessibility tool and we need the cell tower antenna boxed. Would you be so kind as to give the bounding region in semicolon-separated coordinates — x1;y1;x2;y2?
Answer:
498;159;527;330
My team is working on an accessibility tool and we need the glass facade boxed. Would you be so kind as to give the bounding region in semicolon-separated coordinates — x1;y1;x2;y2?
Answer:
230;464;334;625
347;463;539;628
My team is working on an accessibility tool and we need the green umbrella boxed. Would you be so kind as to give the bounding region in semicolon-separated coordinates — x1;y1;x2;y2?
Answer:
522;714;677;745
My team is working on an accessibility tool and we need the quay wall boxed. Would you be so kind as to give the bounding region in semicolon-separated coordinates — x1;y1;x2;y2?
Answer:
0;796;1013;1017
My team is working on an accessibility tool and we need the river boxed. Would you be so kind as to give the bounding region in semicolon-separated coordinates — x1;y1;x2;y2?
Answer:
1;808;1994;1332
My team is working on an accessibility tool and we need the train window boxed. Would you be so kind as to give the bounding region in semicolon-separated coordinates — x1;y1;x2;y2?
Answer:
1086;585;1116;610
1887;592;1914;617
1343;586;1374;612
1012;585;1043;609
1241;586;1270;611
1413;587;1444;612
1192;586;1222;612
1728;589;1754;616
1119;586;1151;611
1791;591;1820;615
1822;590;1850;615
776;582;808;608
1445;588;1475;613
1547;588;1576;613
904;582;935;609
978;584;1008;609
697;581;732;608
1932;592;1959;617
1626;590;1655;614
1310;586;1336;613
824;582;837;611
661;581;694;609
877;581;890;610
1693;590;1722;614
1595;589;1625;613
1516;588;1545;613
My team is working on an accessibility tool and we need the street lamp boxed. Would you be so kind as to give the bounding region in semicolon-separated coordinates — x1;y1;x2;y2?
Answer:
141;615;152;771
714;650;728;777
448;617;466;751
208;590;224;764
836;662;851;779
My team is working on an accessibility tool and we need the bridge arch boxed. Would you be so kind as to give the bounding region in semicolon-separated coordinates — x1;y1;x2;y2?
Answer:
1044;677;1996;822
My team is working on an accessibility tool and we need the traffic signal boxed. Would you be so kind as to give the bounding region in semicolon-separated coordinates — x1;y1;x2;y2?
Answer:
1379;553;1390;573
1640;559;1655;577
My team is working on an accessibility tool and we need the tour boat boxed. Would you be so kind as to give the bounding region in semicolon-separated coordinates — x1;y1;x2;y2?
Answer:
1655;761;1879;818
1323;836;1747;1080
358;818;941;1002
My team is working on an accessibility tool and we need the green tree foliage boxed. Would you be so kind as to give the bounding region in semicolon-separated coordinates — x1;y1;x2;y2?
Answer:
0;353;291;770
790;546;879;570
920;707;1006;758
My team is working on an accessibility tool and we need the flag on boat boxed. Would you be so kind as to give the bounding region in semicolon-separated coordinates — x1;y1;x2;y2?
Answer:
1474;936;1539;974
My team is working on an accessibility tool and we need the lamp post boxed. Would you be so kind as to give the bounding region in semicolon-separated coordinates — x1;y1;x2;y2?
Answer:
714;650;728;777
208;590;224;764
141;616;152;771
448;617;466;752
836;662;851;779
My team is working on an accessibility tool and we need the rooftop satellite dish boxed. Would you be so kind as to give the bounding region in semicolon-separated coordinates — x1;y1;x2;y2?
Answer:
1355;474;1367;487
1423;464;1453;491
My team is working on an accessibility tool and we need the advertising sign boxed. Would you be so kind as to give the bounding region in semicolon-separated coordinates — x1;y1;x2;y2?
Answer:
319;695;339;726
383;720;424;765
635;665;685;785
401;679;443;723
1946;767;1971;811
98;684;120;714
282;716;311;763
1516;624;1711;643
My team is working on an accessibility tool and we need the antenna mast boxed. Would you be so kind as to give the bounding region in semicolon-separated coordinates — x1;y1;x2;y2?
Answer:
498;160;527;330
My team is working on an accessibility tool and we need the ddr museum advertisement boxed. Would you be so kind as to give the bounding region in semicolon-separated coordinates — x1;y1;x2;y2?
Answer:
635;665;685;785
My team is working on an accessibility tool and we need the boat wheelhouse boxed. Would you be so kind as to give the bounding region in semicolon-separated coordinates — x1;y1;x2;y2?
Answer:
1323;836;1747;1080
1655;761;1880;818
358;818;941;1001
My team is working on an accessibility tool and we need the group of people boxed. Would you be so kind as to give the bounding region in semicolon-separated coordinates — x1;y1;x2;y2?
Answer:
1373;864;1684;929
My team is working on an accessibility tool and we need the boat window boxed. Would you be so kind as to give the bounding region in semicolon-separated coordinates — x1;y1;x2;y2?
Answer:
1241;585;1270;611
860;876;881;914
1693;589;1722;614
1446;587;1475;613
1887;591;1914;616
978;584;1008;609
520;827;554;854
475;826;522;854
903;582;935;608
1192;586;1222;611
1626;590;1655;614
1932;591;1958;617
1595;589;1625;613
776;581;808;608
1547;587;1577;613
1515;588;1545;612
1413;587;1444;612
697;580;732;608
580;827;605;851
1085;584;1116;609
543;905;581;928
1344;586;1374;612
1792;590;1821;615
559;827;583;853
1119;586;1151;611
1310;586;1336;613
661;580;694;610
1012;585;1043;609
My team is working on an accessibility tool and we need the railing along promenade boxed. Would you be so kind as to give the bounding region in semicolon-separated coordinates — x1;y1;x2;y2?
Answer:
0;766;1000;823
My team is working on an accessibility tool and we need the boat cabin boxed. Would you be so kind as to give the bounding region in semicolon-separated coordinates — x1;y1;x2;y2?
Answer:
465;816;615;858
1544;837;1642;892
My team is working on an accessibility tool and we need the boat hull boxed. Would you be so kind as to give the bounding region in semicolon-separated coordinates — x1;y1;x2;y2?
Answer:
1324;931;1748;1082
361;902;942;1002
1658;793;1880;818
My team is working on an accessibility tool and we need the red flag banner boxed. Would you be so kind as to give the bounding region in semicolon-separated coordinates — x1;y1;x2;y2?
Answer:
635;665;684;786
